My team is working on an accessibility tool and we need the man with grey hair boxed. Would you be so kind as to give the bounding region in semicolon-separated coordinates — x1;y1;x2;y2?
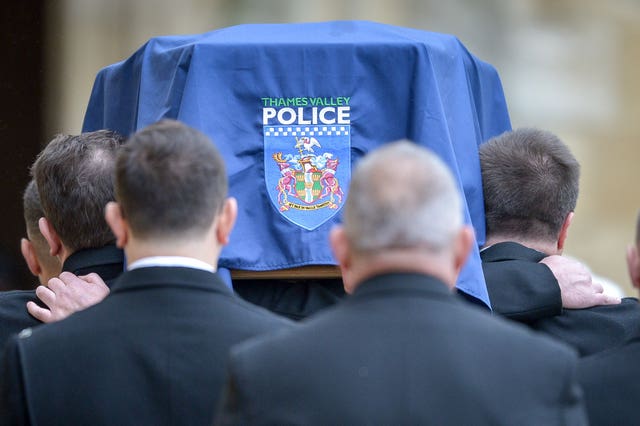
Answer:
216;141;587;425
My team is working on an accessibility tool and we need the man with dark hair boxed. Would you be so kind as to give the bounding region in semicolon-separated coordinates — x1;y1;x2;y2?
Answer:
578;333;640;425
20;180;61;286
482;128;580;245
217;141;587;425
0;131;125;364
33;131;123;258
0;180;62;361
480;128;640;356
1;120;292;425
576;210;640;425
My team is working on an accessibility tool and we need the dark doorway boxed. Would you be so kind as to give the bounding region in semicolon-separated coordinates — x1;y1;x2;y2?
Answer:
0;2;46;290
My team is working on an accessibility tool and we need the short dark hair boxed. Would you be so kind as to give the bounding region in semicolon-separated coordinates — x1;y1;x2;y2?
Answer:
115;120;227;239
479;128;580;242
23;180;44;240
32;130;124;252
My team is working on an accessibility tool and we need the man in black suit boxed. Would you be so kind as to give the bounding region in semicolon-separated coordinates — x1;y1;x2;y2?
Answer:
0;131;125;360
577;332;640;425
575;211;640;425
216;141;587;425
479;128;640;356
1;120;292;425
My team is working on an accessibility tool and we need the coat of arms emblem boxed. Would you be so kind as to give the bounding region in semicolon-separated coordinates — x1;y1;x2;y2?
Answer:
264;117;350;230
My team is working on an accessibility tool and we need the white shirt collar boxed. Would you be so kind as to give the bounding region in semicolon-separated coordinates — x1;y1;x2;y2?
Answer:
127;256;215;273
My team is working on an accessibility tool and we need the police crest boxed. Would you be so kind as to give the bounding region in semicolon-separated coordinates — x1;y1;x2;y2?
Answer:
262;97;351;230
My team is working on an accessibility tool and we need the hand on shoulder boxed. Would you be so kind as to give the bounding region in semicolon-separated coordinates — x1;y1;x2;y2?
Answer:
26;271;110;323
540;255;621;309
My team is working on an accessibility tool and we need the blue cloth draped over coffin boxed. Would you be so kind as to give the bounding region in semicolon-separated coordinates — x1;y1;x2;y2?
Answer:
82;21;511;308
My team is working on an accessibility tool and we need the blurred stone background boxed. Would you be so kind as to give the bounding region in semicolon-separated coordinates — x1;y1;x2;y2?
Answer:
3;0;639;294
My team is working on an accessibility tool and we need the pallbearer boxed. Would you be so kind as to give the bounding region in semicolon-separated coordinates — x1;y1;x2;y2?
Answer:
82;21;512;317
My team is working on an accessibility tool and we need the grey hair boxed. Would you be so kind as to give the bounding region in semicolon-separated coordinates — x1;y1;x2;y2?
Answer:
344;140;462;253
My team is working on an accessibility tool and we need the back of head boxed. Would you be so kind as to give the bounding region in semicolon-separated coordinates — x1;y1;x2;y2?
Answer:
479;128;580;243
23;180;61;276
32;130;124;252
23;180;45;245
116;120;227;240
344;140;462;254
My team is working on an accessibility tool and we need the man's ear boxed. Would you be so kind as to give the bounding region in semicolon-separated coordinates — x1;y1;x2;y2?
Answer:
329;225;353;293
627;244;640;289
215;197;238;246
105;202;128;248
20;238;42;277
329;225;350;268
453;225;474;280
39;217;62;257
557;212;574;253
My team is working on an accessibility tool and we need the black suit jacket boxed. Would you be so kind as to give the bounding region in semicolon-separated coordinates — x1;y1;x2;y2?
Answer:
217;273;587;425
0;245;124;366
577;337;640;425
1;266;292;426
481;242;562;321
482;242;640;356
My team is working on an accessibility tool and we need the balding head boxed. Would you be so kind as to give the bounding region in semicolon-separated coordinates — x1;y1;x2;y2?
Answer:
32;130;124;254
333;141;472;292
345;141;462;253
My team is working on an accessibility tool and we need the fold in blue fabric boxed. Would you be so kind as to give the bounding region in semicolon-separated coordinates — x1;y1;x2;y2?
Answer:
83;21;512;309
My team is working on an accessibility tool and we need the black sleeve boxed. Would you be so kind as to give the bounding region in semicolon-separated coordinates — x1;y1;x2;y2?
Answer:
483;259;562;323
1;335;30;425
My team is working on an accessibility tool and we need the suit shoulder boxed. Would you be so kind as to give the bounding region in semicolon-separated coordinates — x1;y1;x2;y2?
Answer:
13;298;114;350
0;290;40;341
219;292;295;328
581;338;640;368
227;300;580;396
549;297;640;325
0;290;37;304
229;307;336;355
578;297;639;312
0;290;37;319
454;301;578;357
